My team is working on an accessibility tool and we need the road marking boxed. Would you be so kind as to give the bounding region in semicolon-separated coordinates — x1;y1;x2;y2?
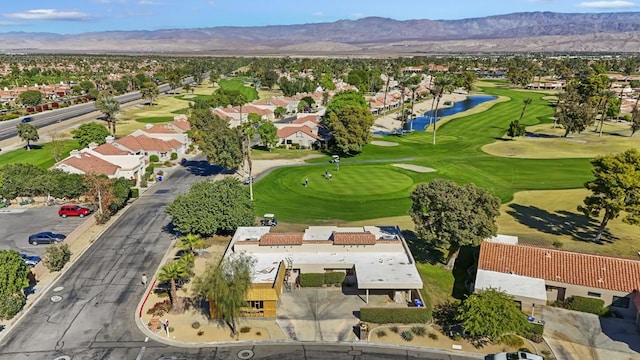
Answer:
135;346;146;360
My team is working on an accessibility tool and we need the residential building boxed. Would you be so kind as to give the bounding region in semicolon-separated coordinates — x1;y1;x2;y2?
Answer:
475;238;640;318
275;125;321;148
132;117;191;150
210;226;424;318
114;134;184;162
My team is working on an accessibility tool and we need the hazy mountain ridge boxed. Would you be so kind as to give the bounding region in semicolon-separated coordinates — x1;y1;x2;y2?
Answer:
1;12;640;53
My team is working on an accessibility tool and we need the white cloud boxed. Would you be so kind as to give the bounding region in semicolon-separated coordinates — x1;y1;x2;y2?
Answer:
4;9;93;21
578;1;636;8
138;0;162;5
312;11;325;17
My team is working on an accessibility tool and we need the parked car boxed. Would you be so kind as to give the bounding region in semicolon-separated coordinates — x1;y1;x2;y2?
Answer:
493;352;543;360
58;204;92;218
20;253;42;267
28;232;66;245
21;116;33;123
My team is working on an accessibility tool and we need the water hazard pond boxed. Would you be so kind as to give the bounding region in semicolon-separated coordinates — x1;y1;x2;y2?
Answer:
409;95;497;131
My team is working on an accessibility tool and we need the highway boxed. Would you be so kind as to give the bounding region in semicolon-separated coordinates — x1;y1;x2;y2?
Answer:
0;160;483;360
0;76;194;141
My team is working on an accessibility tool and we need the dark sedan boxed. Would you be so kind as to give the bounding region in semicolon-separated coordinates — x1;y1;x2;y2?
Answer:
28;231;66;245
20;253;42;267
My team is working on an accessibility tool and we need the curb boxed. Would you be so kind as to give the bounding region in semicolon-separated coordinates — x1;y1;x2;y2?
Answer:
0;183;150;343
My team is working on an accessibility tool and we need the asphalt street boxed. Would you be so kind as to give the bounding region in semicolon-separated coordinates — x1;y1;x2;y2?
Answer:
0;206;87;256
0;159;483;360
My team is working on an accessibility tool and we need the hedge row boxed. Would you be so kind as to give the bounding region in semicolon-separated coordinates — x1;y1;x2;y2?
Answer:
299;272;346;287
360;307;431;324
566;296;604;314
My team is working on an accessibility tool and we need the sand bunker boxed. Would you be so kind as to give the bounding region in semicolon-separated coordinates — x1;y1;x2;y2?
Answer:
371;140;399;147
392;164;436;173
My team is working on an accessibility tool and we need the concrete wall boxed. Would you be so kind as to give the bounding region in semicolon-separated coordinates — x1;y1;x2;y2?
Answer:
546;280;635;317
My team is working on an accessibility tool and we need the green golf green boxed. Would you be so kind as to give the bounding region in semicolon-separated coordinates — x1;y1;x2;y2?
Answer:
254;85;593;223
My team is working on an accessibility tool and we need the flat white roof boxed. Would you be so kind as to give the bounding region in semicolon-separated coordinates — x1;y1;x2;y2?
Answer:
475;269;547;302
230;226;422;290
485;234;519;245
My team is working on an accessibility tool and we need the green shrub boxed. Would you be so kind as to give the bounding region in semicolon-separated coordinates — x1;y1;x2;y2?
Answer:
428;332;439;340
552;240;563;248
411;326;427;336
164;161;171;166
0;292;26;320
529;323;544;335
130;188;139;198
170;152;178;160
157;170;164;176
401;330;414;341
191;321;201;329
44;243;72;272
147;299;172;317
501;334;524;348
240;326;251;333
197;330;204;336
168;326;174;332
255;331;262;336
149;154;159;162
566;296;604;314
360;307;431;324
375;330;387;338
389;326;399;333
518;347;532;353
0;113;19;121
299;273;325;287
324;272;345;285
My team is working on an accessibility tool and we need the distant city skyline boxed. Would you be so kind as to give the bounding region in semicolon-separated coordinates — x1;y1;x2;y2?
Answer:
0;0;638;34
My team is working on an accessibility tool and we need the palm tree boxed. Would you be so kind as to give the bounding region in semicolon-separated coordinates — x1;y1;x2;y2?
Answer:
95;95;121;135
158;261;189;313
519;98;532;122
179;233;204;255
431;76;455;145
139;81;159;106
597;89;616;136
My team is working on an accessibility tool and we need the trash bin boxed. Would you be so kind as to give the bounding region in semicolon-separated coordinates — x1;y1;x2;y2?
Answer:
157;175;163;182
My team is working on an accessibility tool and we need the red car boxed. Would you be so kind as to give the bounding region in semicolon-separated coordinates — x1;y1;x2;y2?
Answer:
58;205;92;218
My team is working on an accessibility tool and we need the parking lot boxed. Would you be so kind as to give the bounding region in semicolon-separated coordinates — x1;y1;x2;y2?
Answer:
0;205;88;256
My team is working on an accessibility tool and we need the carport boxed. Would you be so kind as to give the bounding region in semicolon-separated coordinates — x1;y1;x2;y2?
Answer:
474;269;547;314
355;261;423;304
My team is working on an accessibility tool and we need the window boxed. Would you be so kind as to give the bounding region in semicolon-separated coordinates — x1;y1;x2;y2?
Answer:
611;296;630;308
249;301;264;309
587;291;601;298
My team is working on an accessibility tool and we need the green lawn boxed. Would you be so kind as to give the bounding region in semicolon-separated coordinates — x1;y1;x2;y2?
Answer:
218;79;258;102
175;94;212;103
135;116;174;123
253;86;593;223
0;140;80;168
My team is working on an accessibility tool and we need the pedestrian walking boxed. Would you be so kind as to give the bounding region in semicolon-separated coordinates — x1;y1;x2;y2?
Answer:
304;177;309;187
141;273;148;286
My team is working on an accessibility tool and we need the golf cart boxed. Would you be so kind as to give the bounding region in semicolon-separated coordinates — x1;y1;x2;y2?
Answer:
329;155;340;163
260;213;278;227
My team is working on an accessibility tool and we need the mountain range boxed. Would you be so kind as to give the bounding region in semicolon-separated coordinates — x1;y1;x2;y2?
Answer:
1;12;640;54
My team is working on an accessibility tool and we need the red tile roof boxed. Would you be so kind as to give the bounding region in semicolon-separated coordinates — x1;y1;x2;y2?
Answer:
116;135;182;152
92;143;129;155
478;242;640;293
277;125;320;140
60;153;120;175
259;233;303;246
170;119;191;131
332;232;376;245
144;125;177;134
292;115;319;125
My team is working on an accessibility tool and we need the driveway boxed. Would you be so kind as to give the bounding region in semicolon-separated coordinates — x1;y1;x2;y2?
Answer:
542;306;640;360
276;287;390;342
0;205;87;256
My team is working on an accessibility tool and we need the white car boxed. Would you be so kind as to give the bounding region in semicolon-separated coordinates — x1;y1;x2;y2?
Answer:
493;352;543;360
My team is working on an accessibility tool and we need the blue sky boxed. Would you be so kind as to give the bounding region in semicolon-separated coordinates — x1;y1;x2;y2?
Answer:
0;0;638;34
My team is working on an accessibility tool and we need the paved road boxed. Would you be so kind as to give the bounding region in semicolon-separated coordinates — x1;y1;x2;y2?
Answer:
0;159;483;360
0;206;87;256
0;76;196;141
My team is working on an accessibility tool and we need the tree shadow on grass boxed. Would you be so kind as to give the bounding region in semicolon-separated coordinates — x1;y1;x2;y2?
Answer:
507;204;617;243
402;229;445;265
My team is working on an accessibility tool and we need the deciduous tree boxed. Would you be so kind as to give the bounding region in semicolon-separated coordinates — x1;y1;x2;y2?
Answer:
0;250;30;320
410;179;500;264
257;121;278;150
189;109;243;169
16;123;39;150
166;178;255;236
192;253;255;334
578;148;640;242
325;105;374;155
18;90;43;107
456;288;529;341
72;122;111;149
140;81;159;105
48;131;66;163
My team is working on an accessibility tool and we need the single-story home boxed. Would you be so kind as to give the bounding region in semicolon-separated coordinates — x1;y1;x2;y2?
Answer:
475;239;640;319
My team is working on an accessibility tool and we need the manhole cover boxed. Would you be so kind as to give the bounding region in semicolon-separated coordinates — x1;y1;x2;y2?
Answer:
50;295;63;303
53;356;71;360
53;286;64;292
237;349;254;359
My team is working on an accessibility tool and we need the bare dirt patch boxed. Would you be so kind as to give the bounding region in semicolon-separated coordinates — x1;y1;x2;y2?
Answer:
371;140;399;147
392;163;436;173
